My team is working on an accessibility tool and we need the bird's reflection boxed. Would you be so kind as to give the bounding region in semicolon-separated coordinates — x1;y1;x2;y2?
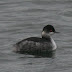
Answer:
16;50;56;58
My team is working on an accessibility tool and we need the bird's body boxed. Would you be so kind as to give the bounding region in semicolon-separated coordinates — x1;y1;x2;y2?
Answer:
14;25;58;57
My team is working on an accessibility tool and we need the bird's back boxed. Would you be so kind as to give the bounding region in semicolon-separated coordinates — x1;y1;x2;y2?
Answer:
14;37;54;54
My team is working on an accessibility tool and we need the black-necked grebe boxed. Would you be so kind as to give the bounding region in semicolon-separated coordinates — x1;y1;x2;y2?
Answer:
14;25;59;57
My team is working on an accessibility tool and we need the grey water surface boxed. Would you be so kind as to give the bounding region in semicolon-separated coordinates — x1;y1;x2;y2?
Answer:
0;0;72;72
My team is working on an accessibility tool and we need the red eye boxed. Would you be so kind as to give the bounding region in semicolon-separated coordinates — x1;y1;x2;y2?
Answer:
50;30;52;32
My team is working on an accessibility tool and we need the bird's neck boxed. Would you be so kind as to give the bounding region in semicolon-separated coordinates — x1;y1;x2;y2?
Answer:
42;36;51;41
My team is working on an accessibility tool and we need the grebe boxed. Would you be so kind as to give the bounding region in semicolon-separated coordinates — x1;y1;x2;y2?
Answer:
14;25;59;57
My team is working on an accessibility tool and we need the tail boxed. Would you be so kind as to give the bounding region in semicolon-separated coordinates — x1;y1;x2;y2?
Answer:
13;44;20;52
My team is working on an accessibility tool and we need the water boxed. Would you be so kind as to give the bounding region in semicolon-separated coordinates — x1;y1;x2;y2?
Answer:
0;0;72;72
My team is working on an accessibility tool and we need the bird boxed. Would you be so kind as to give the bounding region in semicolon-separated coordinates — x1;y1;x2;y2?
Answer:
13;25;59;57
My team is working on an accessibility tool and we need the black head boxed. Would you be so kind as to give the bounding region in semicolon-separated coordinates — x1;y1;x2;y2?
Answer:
42;25;59;38
43;25;56;33
43;25;59;33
